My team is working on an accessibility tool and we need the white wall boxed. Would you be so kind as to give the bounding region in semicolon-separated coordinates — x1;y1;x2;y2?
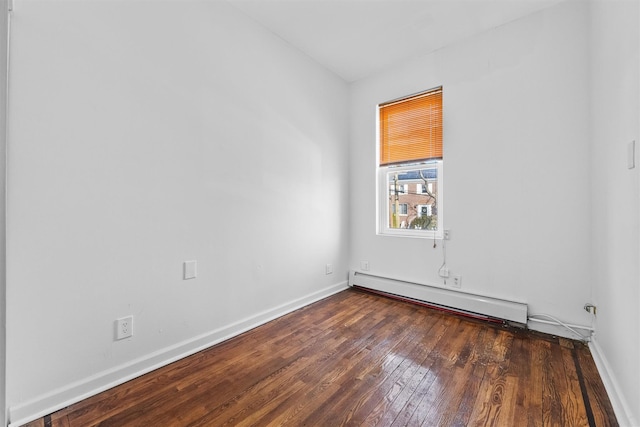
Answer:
0;1;8;426
5;1;349;424
350;1;593;334
589;1;640;425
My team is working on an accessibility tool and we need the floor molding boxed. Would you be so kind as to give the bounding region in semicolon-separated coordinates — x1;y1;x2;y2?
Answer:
588;338;637;427
526;319;593;341
8;281;349;427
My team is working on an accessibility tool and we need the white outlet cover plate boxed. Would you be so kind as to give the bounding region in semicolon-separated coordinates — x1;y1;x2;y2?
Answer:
452;275;462;288
116;316;133;340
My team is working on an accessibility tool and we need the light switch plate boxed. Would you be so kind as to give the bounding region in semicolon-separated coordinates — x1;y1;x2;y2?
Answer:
628;140;635;169
325;264;333;275
184;260;197;280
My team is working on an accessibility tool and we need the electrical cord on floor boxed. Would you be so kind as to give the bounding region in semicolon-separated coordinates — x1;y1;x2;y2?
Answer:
528;313;592;342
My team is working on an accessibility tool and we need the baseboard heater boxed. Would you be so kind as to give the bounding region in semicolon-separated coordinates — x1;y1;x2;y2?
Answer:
349;271;528;326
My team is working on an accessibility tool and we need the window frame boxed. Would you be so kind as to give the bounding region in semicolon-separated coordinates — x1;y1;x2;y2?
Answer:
377;161;443;239
375;86;444;239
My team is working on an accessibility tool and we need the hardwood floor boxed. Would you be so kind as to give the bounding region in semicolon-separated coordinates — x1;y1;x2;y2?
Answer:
22;288;617;427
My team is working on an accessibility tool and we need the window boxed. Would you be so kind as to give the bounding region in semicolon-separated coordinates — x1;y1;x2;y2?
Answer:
417;204;432;217
416;183;434;195
392;203;408;215
377;87;443;238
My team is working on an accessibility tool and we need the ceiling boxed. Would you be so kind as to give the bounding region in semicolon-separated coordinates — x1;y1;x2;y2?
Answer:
226;0;565;82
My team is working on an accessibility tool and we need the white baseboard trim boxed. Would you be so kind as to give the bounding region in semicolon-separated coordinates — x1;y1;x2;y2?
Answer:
588;338;637;427
8;281;349;427
526;318;593;341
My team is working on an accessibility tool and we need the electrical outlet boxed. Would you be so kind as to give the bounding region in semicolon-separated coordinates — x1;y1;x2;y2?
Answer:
452;275;462;288
325;264;333;275
116;316;133;340
444;229;451;240
360;261;370;271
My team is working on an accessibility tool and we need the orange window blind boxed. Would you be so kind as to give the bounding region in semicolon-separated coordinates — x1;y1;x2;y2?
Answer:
379;87;442;166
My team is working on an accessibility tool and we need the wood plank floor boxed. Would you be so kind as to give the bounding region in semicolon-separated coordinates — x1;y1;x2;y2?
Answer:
22;288;617;427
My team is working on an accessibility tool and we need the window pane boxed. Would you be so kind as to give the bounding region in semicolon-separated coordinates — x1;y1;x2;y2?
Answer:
387;167;438;231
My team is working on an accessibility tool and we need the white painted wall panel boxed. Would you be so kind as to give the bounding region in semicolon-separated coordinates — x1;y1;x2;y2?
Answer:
349;2;592;334
1;1;8;425
5;1;349;422
589;1;640;425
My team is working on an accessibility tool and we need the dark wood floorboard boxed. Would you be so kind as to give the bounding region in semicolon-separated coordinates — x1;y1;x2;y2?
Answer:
21;288;617;427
